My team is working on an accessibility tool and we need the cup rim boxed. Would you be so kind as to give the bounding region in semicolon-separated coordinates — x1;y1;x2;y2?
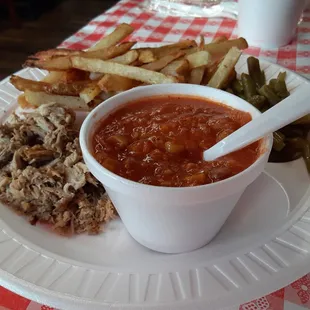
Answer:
80;84;273;192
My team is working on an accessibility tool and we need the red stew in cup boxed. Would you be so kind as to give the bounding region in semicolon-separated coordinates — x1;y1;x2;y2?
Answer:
92;95;260;187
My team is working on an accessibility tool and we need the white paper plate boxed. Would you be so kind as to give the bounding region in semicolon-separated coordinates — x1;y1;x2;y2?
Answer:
1;44;310;310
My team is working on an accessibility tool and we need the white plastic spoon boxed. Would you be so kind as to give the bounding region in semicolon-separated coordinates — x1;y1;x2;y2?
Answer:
203;84;310;161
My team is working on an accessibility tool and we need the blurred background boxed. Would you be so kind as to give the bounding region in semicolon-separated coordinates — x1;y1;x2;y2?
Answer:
0;0;118;78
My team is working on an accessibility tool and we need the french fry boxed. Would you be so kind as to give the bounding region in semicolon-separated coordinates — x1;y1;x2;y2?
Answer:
204;38;248;60
130;60;143;67
24;90;89;110
183;38;247;59
137;40;196;63
71;56;178;84
10;75;90;96
24;56;72;71
212;36;228;43
138;50;157;63
88;23;134;51
154;40;197;58
160;59;190;77
141;51;185;71
18;94;31;108
222;68;237;89
199;35;205;50
186;51;211;69
162;39;197;49
207;47;242;89
89;72;104;80
12;22;251;113
82;42;136;60
25;43;136;71
155;45;189;59
31;48;80;60
98;74;138;92
201;62;218;85
41;69;86;86
30;42;135;61
60;69;89;83
182;47;198;57
110;50;139;64
42;71;65;83
79;82;102;103
189;67;205;84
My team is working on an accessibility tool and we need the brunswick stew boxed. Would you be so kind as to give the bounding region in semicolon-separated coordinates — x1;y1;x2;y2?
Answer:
92;95;260;187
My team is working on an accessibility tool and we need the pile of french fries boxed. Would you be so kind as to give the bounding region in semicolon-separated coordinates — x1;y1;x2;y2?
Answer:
10;23;249;111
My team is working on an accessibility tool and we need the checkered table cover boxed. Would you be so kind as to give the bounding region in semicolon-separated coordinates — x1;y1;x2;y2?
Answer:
2;0;310;309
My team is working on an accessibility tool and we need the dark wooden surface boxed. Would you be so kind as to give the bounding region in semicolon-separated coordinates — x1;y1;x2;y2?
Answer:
0;0;119;78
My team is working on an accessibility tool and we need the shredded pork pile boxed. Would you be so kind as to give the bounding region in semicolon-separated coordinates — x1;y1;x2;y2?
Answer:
0;103;117;235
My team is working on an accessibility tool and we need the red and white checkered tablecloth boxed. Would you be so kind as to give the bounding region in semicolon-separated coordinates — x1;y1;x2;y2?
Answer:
59;0;310;77
2;0;310;309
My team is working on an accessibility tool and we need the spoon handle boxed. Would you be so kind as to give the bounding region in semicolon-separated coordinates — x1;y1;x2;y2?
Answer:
203;84;310;161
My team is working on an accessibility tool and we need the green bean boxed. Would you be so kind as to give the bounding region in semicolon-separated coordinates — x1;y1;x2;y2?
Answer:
241;73;257;101
239;93;246;101
261;70;266;85
286;137;306;150
269;79;277;91
269;137;304;162
258;84;281;106
275;74;290;99
303;141;310;173
278;71;286;81
287;138;310;172
269;73;289;99
292;114;310;125
282;128;304;138
223;56;310;171
248;95;266;110
247;56;265;88
280;125;305;138
269;147;302;162
232;79;243;94
273;131;286;151
260;105;270;113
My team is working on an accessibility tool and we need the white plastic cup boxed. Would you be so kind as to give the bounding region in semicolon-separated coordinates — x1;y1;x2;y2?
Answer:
80;84;272;254
238;0;306;48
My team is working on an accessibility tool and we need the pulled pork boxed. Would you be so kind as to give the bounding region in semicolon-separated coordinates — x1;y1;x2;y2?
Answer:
0;103;117;235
